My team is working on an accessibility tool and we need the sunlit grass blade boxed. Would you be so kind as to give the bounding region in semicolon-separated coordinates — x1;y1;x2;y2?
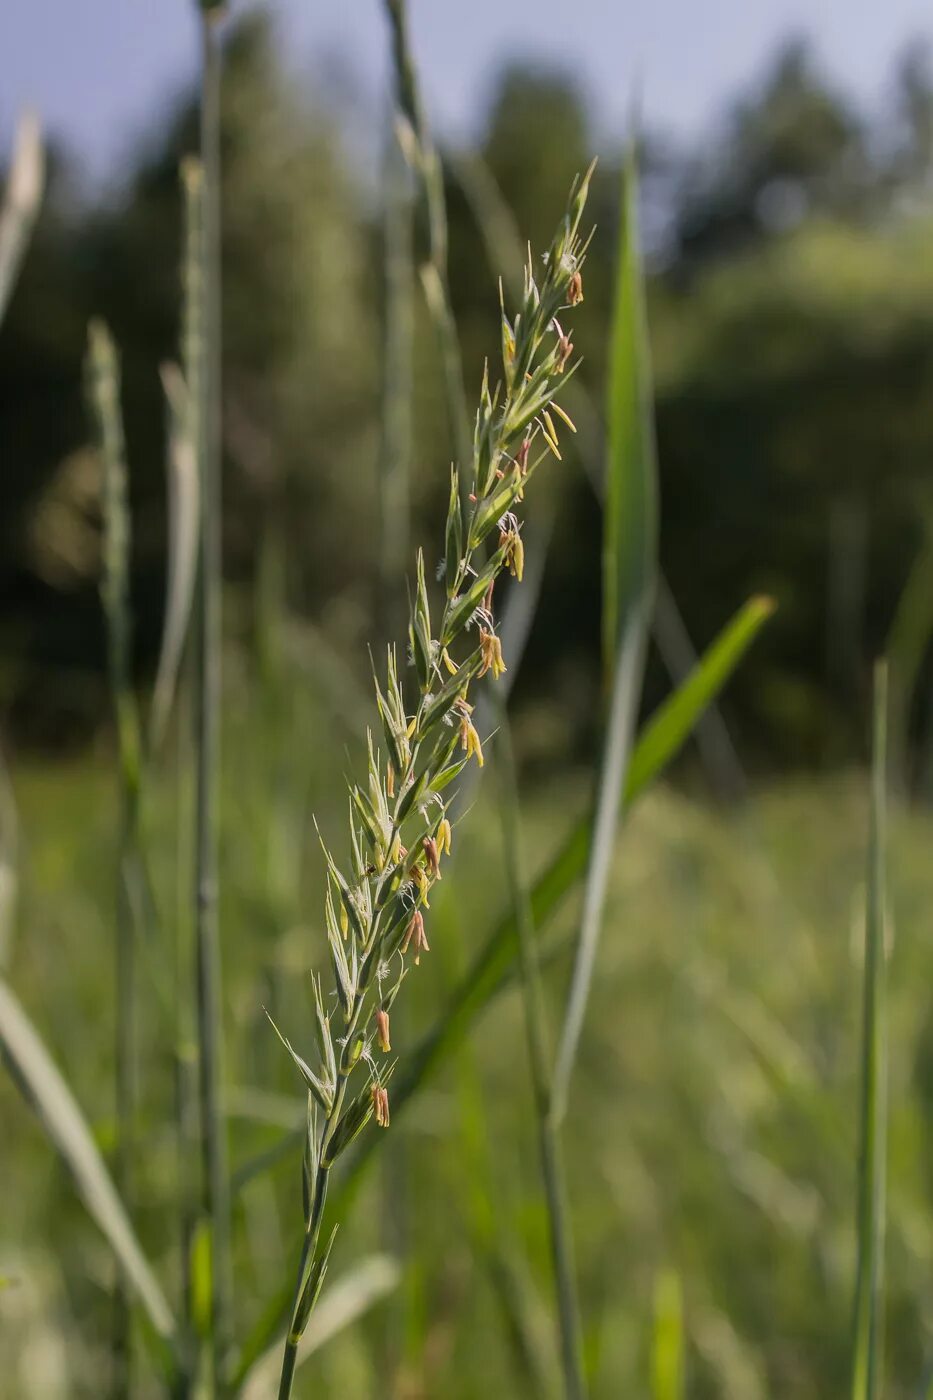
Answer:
651;1269;685;1400
0;977;176;1349
0;110;43;325
150;362;200;751
551;146;658;1123
850;660;889;1400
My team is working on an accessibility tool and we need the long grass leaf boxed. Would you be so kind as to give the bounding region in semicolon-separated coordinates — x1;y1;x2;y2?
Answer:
850;661;889;1400
494;701;586;1399
0;977;175;1344
0;110;43;325
551;147;658;1121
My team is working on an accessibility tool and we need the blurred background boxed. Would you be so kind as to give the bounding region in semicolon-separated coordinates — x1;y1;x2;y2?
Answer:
3;1;933;1396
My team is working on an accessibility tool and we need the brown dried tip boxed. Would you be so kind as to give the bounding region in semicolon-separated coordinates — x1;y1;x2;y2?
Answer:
375;1007;391;1053
556;330;574;373
478;629;507;680
372;1083;390;1128
402;908;429;964
423;835;441;879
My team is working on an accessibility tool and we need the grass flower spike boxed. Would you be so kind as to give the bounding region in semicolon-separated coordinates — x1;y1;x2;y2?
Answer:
274;164;595;1399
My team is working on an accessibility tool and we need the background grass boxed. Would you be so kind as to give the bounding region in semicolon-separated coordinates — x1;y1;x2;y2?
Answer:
1;638;930;1396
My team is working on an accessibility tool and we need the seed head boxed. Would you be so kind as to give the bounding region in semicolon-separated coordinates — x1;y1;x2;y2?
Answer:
402;908;430;964
371;1083;390;1128
423;835;441;879
478;629;507;680
555;328;574;373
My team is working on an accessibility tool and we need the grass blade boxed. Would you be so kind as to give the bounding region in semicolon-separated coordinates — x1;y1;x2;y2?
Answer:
86;317;144;1393
0;110;43;325
494;701;586;1399
651;1269;685;1400
194;10;232;1378
850;661;889;1400
551;147;658;1122
0;977;176;1346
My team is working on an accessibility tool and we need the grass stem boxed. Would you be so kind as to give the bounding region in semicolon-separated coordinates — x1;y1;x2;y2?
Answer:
495;704;587;1400
850;660;888;1400
194;8;232;1385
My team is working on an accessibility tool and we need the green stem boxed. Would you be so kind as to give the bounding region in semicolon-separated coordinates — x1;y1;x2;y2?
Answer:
195;9;231;1387
383;0;472;476
494;704;587;1400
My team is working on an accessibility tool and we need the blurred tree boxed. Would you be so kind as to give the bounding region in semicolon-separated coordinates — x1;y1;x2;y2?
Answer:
0;15;381;737
674;39;869;268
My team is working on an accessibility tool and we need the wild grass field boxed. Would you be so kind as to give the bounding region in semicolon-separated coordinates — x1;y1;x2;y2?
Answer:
3;2;933;1398
3;699;932;1398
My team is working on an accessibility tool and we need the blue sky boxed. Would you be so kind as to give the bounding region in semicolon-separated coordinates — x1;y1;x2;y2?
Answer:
1;1;931;183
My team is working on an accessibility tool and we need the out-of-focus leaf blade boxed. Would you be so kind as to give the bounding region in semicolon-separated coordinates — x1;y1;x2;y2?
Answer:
850;662;888;1400
652;1269;685;1400
0;978;176;1347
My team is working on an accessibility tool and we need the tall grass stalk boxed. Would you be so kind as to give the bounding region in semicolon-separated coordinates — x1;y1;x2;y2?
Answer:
271;172;594;1400
382;0;472;475
850;660;889;1400
494;704;587;1400
552;151;658;1123
174;154;207;1372
381;13;585;1388
377;128;414;642
86;319;143;1396
194;4;232;1383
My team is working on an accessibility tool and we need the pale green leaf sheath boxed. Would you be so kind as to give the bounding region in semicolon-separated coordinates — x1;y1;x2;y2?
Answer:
271;169;596;1400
